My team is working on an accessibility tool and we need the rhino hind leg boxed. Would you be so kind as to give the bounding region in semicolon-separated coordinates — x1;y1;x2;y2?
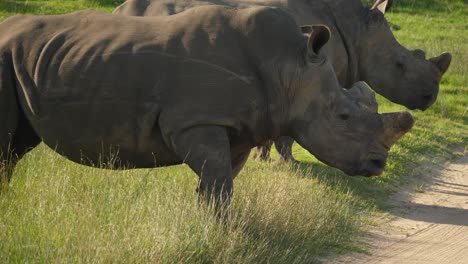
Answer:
231;150;250;179
0;53;40;186
252;140;273;161
1;111;40;186
274;137;298;163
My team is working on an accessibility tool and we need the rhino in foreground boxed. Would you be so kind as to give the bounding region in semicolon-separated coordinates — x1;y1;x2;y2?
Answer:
0;7;413;209
114;0;451;163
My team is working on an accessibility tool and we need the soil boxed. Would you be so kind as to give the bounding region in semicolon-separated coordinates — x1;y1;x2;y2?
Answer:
328;148;468;264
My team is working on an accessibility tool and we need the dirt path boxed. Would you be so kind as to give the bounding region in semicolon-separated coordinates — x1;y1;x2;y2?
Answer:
330;150;468;264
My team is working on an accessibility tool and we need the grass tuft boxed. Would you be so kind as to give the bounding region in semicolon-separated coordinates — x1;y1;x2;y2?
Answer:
1;146;360;263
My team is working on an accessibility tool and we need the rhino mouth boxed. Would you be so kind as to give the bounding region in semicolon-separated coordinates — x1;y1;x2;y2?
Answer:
341;153;388;177
413;92;437;111
355;155;387;177
364;158;386;176
341;158;385;177
323;154;387;177
421;94;436;109
407;88;438;111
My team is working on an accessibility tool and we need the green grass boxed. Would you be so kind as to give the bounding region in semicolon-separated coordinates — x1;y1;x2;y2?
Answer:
0;0;123;20
0;0;467;263
1;146;361;263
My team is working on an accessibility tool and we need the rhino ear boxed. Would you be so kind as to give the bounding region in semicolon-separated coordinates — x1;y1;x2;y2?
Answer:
301;25;313;35
372;0;393;14
306;24;331;58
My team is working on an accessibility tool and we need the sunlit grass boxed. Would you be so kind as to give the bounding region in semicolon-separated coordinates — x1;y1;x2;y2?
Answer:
1;145;361;263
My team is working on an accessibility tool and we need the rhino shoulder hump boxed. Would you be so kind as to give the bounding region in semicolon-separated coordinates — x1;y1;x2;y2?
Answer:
237;6;297;31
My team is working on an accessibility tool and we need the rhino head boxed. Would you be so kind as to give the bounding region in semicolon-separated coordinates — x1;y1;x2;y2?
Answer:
358;0;452;110
288;25;414;176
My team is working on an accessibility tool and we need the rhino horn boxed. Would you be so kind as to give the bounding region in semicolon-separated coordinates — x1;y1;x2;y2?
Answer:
348;82;378;112
429;52;452;74
372;0;393;14
381;112;414;147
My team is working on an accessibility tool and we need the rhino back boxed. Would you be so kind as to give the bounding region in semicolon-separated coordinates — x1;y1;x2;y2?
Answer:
114;0;355;86
113;0;270;16
1;7;303;165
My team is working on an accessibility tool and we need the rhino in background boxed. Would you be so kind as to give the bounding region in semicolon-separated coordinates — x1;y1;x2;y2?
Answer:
113;0;451;162
0;6;413;210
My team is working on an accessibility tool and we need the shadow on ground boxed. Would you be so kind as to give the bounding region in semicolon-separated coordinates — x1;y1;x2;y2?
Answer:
385;153;468;226
395;203;468;226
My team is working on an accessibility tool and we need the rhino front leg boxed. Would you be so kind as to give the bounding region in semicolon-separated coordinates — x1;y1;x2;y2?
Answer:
231;150;250;179
171;126;233;213
274;137;298;163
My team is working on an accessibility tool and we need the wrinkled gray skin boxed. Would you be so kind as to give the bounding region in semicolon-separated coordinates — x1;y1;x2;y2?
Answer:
114;0;451;162
0;7;413;210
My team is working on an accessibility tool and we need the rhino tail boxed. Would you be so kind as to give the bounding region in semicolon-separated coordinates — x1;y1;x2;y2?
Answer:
0;50;19;164
0;50;41;183
0;50;18;120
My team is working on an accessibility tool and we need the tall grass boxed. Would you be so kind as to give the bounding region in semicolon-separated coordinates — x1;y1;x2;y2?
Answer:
1;145;360;263
0;0;466;262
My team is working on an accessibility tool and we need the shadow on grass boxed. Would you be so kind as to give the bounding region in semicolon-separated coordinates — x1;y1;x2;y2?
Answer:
241;217;358;262
282;160;389;210
82;0;126;7
285;138;464;216
283;150;445;211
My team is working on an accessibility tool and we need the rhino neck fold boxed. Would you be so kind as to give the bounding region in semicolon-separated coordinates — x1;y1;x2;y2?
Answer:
320;1;361;88
258;60;296;140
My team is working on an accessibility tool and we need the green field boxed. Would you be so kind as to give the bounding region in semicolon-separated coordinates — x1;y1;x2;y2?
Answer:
0;0;467;263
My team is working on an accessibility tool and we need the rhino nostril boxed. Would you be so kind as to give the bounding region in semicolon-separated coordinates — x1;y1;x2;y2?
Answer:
367;159;385;176
421;93;436;109
370;159;385;169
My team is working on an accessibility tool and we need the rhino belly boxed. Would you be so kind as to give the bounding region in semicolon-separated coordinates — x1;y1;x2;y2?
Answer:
32;103;182;168
26;50;183;168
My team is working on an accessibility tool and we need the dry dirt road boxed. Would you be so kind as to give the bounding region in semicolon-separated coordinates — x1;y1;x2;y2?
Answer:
330;149;468;264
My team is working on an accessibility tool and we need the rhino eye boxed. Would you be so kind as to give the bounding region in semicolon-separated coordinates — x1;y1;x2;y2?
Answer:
338;114;350;120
